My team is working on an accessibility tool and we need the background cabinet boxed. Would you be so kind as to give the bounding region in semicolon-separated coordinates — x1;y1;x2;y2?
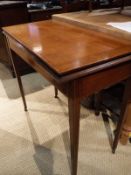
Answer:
29;8;63;22
0;1;34;76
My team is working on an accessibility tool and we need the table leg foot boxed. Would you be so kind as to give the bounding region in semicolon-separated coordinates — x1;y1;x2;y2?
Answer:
17;71;28;111
112;148;116;154
54;87;58;98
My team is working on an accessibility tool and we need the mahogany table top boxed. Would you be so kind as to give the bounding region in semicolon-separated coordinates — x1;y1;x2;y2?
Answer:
53;10;131;41
3;20;131;75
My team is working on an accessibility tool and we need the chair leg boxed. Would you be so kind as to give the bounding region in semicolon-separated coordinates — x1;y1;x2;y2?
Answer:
121;0;125;10
120;104;131;145
54;87;58;98
112;78;131;153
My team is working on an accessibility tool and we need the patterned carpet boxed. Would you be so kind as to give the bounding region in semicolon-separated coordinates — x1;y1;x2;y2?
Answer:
0;63;131;175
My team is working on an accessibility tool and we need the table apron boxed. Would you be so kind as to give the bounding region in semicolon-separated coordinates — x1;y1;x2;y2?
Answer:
78;61;131;100
7;36;131;101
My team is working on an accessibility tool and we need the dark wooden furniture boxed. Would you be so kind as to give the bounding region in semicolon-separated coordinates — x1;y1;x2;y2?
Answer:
0;1;34;76
60;0;89;12
0;1;29;27
29;7;63;22
28;0;90;22
88;0;128;11
3;20;131;175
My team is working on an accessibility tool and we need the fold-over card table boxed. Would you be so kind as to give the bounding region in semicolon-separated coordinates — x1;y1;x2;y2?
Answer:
3;20;131;175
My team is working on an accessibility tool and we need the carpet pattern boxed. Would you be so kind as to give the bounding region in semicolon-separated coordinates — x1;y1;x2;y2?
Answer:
0;63;131;175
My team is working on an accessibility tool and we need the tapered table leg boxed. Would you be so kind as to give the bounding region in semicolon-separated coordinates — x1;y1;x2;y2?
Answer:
14;65;27;111
6;38;27;111
112;78;131;153
68;81;80;175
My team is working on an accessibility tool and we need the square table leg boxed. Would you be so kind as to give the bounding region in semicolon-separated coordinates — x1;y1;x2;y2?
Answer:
6;38;27;112
68;81;81;175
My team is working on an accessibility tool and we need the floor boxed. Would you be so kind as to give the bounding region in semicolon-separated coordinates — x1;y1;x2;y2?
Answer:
0;63;131;175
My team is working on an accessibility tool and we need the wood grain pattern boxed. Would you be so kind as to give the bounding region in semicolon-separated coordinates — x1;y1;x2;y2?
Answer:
53;12;131;41
3;20;131;75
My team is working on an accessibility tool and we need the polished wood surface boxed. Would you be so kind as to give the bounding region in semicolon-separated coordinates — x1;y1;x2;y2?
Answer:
3;20;131;75
53;11;131;41
3;20;131;175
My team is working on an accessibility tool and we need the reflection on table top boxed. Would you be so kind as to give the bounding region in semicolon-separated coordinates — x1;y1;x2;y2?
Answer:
53;9;131;41
3;20;131;75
